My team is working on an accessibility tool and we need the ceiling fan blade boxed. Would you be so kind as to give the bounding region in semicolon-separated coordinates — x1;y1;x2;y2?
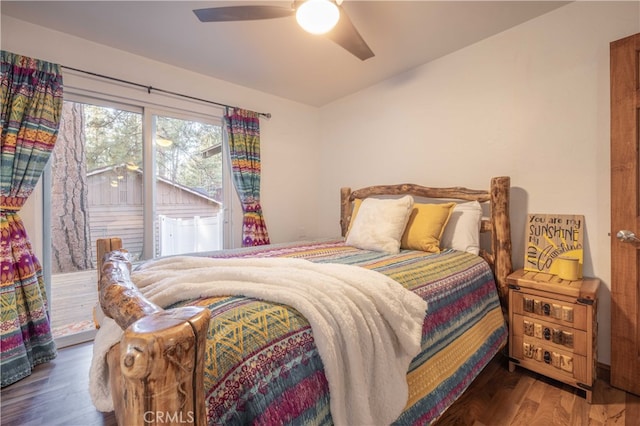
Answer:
324;5;374;61
193;6;294;22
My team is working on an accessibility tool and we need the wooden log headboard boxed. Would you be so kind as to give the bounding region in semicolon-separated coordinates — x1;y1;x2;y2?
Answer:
339;176;512;305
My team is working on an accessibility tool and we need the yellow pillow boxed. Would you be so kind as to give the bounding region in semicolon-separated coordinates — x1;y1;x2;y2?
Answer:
346;198;363;236
401;202;456;253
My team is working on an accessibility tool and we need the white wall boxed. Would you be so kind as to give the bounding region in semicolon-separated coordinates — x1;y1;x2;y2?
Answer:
317;1;640;365
1;16;322;250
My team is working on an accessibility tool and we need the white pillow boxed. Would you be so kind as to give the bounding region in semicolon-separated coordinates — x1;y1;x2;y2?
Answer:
440;201;482;255
345;195;414;254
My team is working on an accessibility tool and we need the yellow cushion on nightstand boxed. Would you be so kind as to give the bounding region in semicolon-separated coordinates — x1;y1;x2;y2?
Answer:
401;202;456;253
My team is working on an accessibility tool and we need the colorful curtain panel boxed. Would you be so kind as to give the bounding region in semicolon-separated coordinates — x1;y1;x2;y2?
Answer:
1;51;61;387
224;108;270;247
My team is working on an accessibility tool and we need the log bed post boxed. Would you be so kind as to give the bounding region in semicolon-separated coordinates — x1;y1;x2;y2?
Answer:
490;176;513;309
98;245;210;426
340;187;352;237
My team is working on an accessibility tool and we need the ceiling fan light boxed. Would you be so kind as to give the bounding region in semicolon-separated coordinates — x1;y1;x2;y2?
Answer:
296;0;340;35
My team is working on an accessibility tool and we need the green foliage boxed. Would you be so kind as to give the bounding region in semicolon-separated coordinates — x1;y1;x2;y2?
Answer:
156;116;223;199
82;104;223;200
84;105;142;170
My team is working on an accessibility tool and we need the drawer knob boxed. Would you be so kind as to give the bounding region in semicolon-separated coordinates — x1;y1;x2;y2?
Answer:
543;303;551;315
543;327;551;340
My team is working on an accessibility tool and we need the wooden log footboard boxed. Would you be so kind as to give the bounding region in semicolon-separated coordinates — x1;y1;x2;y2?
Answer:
98;247;210;426
96;176;512;425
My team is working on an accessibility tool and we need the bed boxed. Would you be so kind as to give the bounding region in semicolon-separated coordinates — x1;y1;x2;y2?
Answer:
90;176;512;426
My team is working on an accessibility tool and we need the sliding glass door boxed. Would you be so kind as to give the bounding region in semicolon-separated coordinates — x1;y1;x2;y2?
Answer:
46;96;226;346
153;114;224;257
52;100;143;270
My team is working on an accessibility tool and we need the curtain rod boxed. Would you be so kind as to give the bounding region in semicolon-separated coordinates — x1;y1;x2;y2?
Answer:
61;65;272;119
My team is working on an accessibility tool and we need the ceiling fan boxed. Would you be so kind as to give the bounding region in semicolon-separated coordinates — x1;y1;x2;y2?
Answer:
193;0;374;61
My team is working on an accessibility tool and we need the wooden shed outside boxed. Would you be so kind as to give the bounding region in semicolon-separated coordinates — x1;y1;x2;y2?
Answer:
87;165;222;262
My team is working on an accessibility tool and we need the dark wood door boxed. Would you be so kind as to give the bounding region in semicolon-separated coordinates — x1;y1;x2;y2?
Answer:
610;32;640;396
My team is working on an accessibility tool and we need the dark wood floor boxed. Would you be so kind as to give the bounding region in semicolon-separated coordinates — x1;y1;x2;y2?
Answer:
0;342;116;426
1;342;638;425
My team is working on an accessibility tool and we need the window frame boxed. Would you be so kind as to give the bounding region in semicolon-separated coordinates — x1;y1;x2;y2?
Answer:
43;90;232;271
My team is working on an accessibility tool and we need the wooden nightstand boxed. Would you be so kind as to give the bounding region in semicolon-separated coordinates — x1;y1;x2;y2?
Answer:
507;269;599;402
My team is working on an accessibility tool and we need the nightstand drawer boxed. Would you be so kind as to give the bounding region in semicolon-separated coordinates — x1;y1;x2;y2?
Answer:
511;291;587;330
512;335;588;383
513;313;587;356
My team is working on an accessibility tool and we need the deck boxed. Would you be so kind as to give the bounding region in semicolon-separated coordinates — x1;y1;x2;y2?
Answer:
51;269;99;346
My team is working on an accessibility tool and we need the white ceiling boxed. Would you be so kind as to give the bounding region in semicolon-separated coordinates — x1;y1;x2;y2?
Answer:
1;1;569;106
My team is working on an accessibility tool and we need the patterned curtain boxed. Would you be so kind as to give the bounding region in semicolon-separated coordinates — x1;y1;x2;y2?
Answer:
224;108;270;247
1;51;62;387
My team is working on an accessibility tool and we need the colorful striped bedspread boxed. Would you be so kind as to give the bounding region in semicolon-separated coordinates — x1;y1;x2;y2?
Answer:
169;239;508;425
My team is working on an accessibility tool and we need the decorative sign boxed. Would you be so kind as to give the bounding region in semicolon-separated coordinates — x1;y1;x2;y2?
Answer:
524;214;584;276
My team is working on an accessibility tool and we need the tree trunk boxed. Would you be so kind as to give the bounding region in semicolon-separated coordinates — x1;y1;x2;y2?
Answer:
51;102;93;273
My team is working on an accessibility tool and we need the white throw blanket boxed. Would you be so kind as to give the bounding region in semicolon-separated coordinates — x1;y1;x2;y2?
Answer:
89;256;427;426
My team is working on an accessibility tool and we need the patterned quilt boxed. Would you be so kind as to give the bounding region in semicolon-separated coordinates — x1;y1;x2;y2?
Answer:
169;239;508;425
